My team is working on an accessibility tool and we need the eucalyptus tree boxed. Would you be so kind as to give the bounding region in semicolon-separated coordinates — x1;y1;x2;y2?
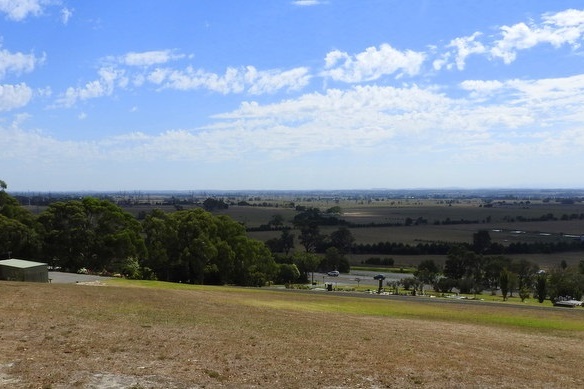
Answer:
330;226;355;254
143;207;277;286
142;209;176;280
0;189;41;259
534;272;547;303
293;251;321;283
38;197;145;272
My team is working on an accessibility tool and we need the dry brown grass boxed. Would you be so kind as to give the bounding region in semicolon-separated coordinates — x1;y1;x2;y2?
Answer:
1;281;584;388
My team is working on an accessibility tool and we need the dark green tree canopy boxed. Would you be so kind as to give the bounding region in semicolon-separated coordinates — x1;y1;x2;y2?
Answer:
38;197;146;272
0;189;41;259
143;207;276;286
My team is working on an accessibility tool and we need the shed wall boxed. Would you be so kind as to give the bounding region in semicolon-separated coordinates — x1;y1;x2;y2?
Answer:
0;265;49;283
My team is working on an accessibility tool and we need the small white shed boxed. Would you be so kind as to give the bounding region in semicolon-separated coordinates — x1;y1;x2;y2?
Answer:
0;259;49;283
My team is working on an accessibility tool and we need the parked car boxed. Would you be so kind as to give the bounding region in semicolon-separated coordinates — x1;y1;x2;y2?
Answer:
327;270;340;277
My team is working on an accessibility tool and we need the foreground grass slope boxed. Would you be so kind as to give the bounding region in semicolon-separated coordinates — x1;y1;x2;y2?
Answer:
1;281;583;388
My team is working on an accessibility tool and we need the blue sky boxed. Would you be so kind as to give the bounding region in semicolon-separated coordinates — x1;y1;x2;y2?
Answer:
2;1;584;191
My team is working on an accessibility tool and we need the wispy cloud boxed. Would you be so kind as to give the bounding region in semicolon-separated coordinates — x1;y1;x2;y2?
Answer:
5;70;584;189
436;9;584;70
54;67;127;108
11;73;584;163
54;57;311;106
120;50;185;67
148;65;311;95
435;32;486;71
491;9;584;64
50;8;584;110
291;0;322;6
60;7;72;25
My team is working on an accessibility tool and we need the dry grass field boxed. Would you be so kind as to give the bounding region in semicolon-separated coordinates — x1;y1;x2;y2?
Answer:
1;280;584;388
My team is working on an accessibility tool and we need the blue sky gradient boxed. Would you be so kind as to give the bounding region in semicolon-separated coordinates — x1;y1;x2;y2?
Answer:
1;1;584;191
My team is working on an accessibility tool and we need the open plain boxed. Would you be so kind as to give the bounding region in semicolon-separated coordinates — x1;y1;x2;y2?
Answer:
1;280;583;388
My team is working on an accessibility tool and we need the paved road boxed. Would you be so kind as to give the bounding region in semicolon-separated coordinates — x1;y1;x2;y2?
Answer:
315;270;412;289
273;286;584;315
49;271;114;284
283;271;584;315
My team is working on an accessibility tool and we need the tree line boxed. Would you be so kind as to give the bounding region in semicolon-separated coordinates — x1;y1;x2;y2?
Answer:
266;207;584;256
0;186;282;286
407;246;584;303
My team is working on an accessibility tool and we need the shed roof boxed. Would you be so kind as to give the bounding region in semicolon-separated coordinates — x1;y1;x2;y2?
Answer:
0;259;48;269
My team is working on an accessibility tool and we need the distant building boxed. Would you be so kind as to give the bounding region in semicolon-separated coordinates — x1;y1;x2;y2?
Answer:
0;259;49;283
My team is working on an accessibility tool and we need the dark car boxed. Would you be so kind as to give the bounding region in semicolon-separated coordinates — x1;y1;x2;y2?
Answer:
373;274;386;280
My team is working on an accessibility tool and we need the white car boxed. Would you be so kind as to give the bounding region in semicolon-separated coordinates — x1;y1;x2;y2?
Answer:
327;270;340;277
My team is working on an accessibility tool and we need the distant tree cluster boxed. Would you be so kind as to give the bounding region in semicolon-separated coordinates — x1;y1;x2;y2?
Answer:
406;247;584;303
263;207;355;278
503;213;584;222
0;183;279;286
362;257;395;267
142;208;277;285
202;197;229;211
353;229;584;257
0;189;42;260
353;241;451;256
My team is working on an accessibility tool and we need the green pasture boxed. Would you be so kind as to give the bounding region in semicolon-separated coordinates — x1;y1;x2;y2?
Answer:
107;279;584;333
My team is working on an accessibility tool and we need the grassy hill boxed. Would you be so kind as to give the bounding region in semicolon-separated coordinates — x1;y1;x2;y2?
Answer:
1;280;583;388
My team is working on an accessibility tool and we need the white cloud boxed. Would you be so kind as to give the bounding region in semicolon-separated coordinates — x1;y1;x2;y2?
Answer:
0;126;100;165
54;67;127;107
145;68;169;85
55;57;311;105
36;86;52;97
431;9;584;71
60;7;72;24
322;44;425;83
0;83;33;111
292;0;321;6
442;32;487;70
0;0;45;21
0;46;40;79
491;9;584;64
544;8;584;27
458;74;584;131
245;66;311;94
5;72;584;189
159;66;244;93
122;50;184;67
459;80;505;98
505;75;584;121
148;65;311;94
211;73;584;160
